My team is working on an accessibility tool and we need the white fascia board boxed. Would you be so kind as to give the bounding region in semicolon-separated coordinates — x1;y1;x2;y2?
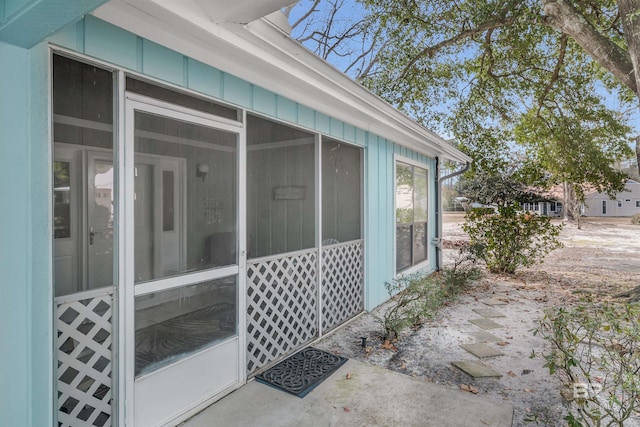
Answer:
93;0;471;163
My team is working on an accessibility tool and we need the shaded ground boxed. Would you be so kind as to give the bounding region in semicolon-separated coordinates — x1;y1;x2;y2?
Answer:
315;214;640;426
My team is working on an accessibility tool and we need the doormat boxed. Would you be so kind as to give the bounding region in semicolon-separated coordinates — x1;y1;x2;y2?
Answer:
256;347;348;398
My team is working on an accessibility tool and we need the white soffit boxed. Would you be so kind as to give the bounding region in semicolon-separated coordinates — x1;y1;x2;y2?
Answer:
191;0;294;24
93;0;471;163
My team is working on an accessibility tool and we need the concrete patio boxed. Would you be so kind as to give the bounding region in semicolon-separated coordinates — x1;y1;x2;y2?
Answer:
182;359;513;427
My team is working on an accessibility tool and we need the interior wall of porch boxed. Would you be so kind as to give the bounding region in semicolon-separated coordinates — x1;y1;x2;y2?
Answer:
0;40;52;427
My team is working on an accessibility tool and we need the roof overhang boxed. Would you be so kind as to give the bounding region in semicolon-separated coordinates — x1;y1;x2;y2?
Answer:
92;0;471;163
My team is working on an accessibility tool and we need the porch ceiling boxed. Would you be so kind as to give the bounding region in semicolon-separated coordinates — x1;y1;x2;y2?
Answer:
93;0;472;164
189;0;295;24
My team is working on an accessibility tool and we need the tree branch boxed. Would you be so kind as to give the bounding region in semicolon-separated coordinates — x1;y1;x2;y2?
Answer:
537;34;569;115
542;0;637;95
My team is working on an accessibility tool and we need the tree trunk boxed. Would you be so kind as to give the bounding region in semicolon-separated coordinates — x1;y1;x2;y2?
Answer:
636;136;640;177
542;0;638;97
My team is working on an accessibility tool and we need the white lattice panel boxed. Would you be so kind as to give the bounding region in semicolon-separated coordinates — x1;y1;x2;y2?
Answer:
56;291;113;427
246;251;318;373
321;240;364;332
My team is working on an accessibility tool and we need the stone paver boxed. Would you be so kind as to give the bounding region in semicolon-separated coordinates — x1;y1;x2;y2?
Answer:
468;331;502;343
469;318;503;330
480;297;510;306
461;343;504;358
472;308;506;318
452;361;503;378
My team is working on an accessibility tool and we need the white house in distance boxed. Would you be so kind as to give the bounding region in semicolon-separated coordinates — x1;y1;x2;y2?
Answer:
582;180;640;217
0;1;471;426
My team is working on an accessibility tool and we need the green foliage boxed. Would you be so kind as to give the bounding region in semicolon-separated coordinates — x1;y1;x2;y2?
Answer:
462;205;563;274
631;213;640;225
378;257;481;340
292;0;637;198
533;302;640;427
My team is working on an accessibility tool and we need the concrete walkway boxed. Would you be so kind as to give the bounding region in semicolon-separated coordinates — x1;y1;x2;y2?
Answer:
183;359;513;427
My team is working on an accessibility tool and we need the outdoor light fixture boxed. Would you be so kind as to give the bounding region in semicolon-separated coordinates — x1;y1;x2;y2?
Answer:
197;163;209;181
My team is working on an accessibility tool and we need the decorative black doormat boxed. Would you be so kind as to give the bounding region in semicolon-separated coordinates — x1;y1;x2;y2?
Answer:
256;347;348;398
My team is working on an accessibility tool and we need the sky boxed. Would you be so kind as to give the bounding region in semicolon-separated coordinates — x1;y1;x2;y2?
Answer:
287;0;640;151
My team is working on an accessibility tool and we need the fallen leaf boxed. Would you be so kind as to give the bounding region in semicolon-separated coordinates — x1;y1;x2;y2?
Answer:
345;372;352;380
459;384;479;394
507;370;517;377
381;340;398;351
497;341;510;346
521;369;533;375
506;336;514;339
343;407;350;413
481;420;490;425
524;388;535;393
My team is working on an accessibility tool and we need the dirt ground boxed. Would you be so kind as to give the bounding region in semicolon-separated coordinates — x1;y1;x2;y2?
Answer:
315;214;640;426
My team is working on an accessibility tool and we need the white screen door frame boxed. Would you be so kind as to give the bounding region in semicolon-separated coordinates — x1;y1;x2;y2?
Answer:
121;94;247;427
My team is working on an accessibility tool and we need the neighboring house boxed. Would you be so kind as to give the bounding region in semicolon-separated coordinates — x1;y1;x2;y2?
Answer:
522;201;563;217
0;1;471;426
582;180;640;217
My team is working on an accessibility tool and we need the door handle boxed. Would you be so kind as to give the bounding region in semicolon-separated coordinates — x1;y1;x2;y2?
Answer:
89;227;103;245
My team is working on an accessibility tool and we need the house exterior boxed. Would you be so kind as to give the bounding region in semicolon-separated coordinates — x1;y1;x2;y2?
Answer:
0;1;470;426
522;201;563;217
582;180;640;217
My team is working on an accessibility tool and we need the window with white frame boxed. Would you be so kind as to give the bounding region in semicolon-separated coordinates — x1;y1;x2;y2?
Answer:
636;200;640;208
396;161;428;272
618;200;623;208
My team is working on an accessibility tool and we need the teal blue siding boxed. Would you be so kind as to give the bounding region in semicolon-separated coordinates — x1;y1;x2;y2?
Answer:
297;104;315;129
0;40;52;427
142;39;183;85
343;123;355;143
330;117;343;138
315;112;331;134
187;58;222;98
222;73;252;108
276;96;297;123
84;14;137;69
252;85;277;115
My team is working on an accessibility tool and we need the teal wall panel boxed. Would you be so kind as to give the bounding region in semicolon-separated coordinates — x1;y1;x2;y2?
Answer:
85;14;137;70
315;112;330;134
330;117;343;139
0;40;30;427
187;58;222;98
222;73;251;108
297;104;315;129
252;85;277;115
343;123;355;143
142;39;184;85
0;40;52;427
355;127;366;146
276;96;297;123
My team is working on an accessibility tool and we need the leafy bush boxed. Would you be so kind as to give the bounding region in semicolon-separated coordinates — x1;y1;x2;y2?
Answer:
462;205;563;274
631;213;640;225
533;302;640;427
378;258;481;340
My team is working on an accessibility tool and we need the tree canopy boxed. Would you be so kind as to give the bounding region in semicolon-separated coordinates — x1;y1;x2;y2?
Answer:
289;0;638;200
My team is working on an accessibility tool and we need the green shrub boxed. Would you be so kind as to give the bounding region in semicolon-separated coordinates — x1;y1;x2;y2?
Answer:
533;302;640;427
462;205;563;274
631;213;640;225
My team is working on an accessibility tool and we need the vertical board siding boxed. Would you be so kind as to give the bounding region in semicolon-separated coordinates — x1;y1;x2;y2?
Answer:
276;96;297;123
84;15;137;70
0;41;30;427
252;85;277;115
187;58;222;98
